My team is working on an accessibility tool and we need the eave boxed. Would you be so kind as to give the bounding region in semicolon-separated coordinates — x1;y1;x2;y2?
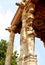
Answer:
10;0;45;46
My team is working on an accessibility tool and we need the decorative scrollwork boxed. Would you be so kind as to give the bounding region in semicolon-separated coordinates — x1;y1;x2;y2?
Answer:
21;0;35;37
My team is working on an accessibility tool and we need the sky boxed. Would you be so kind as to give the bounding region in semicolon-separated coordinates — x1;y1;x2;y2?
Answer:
0;0;45;65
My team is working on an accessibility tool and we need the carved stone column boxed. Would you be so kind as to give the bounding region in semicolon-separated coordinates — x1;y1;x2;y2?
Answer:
18;0;37;65
5;26;15;65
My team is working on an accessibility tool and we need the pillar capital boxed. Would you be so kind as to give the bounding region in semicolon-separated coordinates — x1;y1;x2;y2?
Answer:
5;25;17;33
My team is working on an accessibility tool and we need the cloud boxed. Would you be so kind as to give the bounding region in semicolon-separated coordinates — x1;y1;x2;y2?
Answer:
0;10;14;40
0;10;14;28
0;28;10;40
0;5;2;11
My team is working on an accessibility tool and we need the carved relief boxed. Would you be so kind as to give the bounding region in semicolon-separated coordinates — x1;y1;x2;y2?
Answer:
20;0;35;56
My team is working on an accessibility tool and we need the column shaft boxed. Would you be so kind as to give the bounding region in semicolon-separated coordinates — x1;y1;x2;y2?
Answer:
5;31;15;65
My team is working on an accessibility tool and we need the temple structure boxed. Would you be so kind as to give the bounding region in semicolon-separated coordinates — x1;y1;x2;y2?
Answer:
5;0;45;65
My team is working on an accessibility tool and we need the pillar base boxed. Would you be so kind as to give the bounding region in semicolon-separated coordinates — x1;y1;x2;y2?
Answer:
17;54;37;65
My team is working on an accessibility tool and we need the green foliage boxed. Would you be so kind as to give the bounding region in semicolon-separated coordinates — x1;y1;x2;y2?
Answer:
11;51;18;65
0;39;7;65
0;39;18;65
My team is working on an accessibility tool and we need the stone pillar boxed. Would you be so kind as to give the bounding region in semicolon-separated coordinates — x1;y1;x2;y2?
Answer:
27;32;35;54
18;24;28;65
5;26;15;65
18;0;37;65
25;27;37;65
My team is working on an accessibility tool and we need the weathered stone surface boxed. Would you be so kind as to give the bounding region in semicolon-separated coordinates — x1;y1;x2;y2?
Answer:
10;0;45;46
18;1;37;65
5;31;15;65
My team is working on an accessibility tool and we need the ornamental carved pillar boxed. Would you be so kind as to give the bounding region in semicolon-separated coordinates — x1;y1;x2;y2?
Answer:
5;25;16;65
18;0;37;65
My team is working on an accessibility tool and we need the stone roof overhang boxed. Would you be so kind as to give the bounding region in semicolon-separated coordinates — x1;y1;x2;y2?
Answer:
10;0;45;46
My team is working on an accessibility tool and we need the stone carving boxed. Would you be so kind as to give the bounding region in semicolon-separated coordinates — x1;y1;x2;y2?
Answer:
18;1;37;65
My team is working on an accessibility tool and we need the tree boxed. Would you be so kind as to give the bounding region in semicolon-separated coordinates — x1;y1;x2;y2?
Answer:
11;51;18;65
0;39;18;65
0;39;7;65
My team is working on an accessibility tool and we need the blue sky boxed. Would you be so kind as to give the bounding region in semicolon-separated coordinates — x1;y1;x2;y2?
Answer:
0;0;45;65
